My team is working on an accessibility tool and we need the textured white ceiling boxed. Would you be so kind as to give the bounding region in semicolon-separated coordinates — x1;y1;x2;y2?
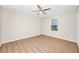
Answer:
1;5;79;17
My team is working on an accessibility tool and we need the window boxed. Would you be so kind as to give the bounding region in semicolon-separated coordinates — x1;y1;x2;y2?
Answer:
51;17;58;31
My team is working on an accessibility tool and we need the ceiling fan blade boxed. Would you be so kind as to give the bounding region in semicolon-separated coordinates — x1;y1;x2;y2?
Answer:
37;5;42;10
43;8;51;11
42;11;47;14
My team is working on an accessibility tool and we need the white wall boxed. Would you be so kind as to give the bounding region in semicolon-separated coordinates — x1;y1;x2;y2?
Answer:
77;11;79;46
43;12;77;42
1;7;78;44
1;8;42;43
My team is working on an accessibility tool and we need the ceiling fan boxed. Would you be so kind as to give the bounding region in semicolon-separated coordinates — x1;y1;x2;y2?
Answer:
32;5;51;15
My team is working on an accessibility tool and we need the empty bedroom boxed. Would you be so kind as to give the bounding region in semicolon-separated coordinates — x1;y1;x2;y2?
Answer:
0;5;79;53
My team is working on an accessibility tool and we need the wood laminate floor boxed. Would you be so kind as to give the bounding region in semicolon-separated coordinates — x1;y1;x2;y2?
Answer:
0;35;78;53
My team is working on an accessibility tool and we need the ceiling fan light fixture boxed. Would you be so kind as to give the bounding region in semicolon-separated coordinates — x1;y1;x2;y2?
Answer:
39;11;42;14
32;5;51;15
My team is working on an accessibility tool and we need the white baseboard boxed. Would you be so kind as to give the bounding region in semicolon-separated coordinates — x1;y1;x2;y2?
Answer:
2;37;27;44
44;34;77;43
2;34;77;44
2;34;42;44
